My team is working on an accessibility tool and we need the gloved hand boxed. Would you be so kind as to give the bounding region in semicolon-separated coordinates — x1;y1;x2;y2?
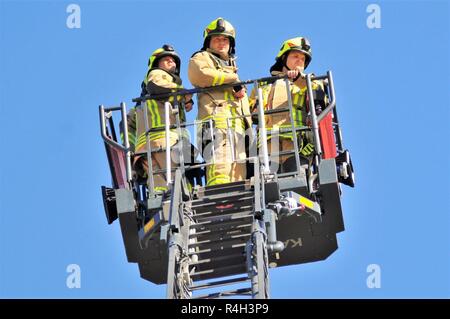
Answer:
315;104;322;115
185;99;194;112
233;86;246;99
300;142;315;156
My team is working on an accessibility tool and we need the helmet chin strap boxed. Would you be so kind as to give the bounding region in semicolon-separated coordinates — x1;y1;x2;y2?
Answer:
207;47;231;61
282;53;305;72
282;63;305;81
282;55;293;71
167;65;177;73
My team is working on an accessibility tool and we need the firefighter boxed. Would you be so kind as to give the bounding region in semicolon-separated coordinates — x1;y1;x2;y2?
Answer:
250;36;327;173
125;44;193;192
188;17;252;186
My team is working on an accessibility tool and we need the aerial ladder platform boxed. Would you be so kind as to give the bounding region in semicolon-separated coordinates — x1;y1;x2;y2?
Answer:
99;71;355;299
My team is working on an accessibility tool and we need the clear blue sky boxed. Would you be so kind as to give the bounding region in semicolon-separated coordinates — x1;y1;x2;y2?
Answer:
0;0;449;298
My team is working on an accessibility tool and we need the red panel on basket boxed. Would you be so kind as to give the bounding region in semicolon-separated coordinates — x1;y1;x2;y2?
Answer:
319;113;337;159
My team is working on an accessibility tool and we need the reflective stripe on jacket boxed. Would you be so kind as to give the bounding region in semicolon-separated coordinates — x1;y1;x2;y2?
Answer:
188;50;252;134
125;69;189;153
250;71;326;143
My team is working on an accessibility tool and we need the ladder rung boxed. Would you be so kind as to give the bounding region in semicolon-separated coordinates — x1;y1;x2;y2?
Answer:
202;180;248;192
188;233;251;248
193;211;254;226
193;205;254;218
193;208;253;223
193;188;254;199
189;242;247;256
193;204;253;217
190;277;250;291
189;230;252;245
190;193;254;208
190;218;254;233
193;288;252;299
202;186;253;197
190;258;247;277
190;223;252;238
189;253;245;267
190;199;254;213
191;263;247;278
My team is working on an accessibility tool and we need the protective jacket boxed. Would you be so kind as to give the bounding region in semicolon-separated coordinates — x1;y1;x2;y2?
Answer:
126;68;190;154
250;70;327;146
188;49;252;134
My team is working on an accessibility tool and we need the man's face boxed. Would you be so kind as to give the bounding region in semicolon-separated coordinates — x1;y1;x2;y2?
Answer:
158;56;177;72
286;51;306;71
209;35;230;55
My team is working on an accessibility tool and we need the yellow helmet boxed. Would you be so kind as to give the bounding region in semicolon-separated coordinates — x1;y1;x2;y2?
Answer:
270;37;312;73
148;44;181;75
202;17;236;55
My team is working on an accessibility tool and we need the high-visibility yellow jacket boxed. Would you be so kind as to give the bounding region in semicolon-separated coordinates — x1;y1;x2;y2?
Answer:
125;68;190;154
188;50;252;134
250;70;327;142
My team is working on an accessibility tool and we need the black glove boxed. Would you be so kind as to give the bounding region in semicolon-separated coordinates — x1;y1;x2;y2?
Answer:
233;84;244;92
